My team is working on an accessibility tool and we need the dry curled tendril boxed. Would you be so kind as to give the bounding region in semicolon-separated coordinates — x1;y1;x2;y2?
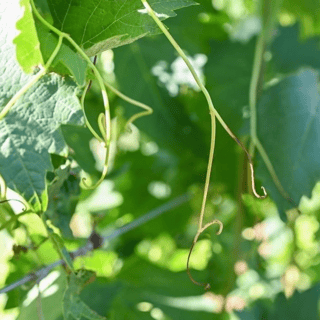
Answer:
187;220;223;290
141;0;268;289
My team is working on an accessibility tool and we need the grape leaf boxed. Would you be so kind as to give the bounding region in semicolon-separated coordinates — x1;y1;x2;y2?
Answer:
256;69;320;219
47;166;81;238
50;232;75;272
271;285;320;320
110;256;221;320
238;284;320;320
282;0;320;38
61;124;97;175
17;271;67;320
205;39;255;134
272;25;320;74
113;39;207;156
63;269;106;320
35;23;88;86
14;0;88;86
0;0;83;212
44;0;197;56
14;0;44;73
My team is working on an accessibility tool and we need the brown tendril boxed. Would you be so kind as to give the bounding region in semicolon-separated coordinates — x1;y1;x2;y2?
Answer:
186;219;223;290
86;55;98;92
231;135;267;199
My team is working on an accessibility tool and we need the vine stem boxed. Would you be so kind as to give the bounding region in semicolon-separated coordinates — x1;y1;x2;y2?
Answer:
141;0;218;231
249;31;265;157
141;0;266;288
0;35;63;120
30;0;111;189
80;82;104;143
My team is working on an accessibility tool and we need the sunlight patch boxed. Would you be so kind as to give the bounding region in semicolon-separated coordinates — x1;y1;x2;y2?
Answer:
148;181;171;199
152;54;208;96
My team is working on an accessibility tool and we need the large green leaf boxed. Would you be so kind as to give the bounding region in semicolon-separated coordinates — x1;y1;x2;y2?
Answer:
271;285;320;320
256;69;320;219
63;269;106;320
282;0;320;38
205;39;255;134
113;38;207;157
0;0;83;212
238;284;320;320
109;257;222;320
61;124;97;175
272;25;320;74
204;39;255;192
44;0;196;56
17;270;67;320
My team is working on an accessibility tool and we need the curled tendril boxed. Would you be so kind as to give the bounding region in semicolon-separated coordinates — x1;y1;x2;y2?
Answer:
231;136;267;199
81;144;109;190
80;84;104;143
81;113;110;190
0;200;32;231
187;219;223;290
249;163;267;199
141;0;268;291
98;113;107;139
103;82;153;133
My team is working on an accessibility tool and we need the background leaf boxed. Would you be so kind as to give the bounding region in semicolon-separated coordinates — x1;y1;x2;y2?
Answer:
256;69;320;219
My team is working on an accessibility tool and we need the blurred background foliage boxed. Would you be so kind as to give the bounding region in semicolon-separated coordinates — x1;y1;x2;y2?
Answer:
1;0;320;319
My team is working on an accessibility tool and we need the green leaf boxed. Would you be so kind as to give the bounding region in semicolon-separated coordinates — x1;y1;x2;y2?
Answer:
14;0;88;85
159;2;229;53
35;23;88;86
14;0;44;73
46;163;81;238
80;279;123;317
44;0;196;56
61;124;97;175
205;39;255;134
271;285;320;320
256;69;320;219
272;25;320;74
282;0;320;38
17;271;67;320
204;39;255;192
238;285;320;320
237;301;270;320
50;232;75;272
63;269;106;320
113;39;207;155
110;256;222;320
0;0;83;212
